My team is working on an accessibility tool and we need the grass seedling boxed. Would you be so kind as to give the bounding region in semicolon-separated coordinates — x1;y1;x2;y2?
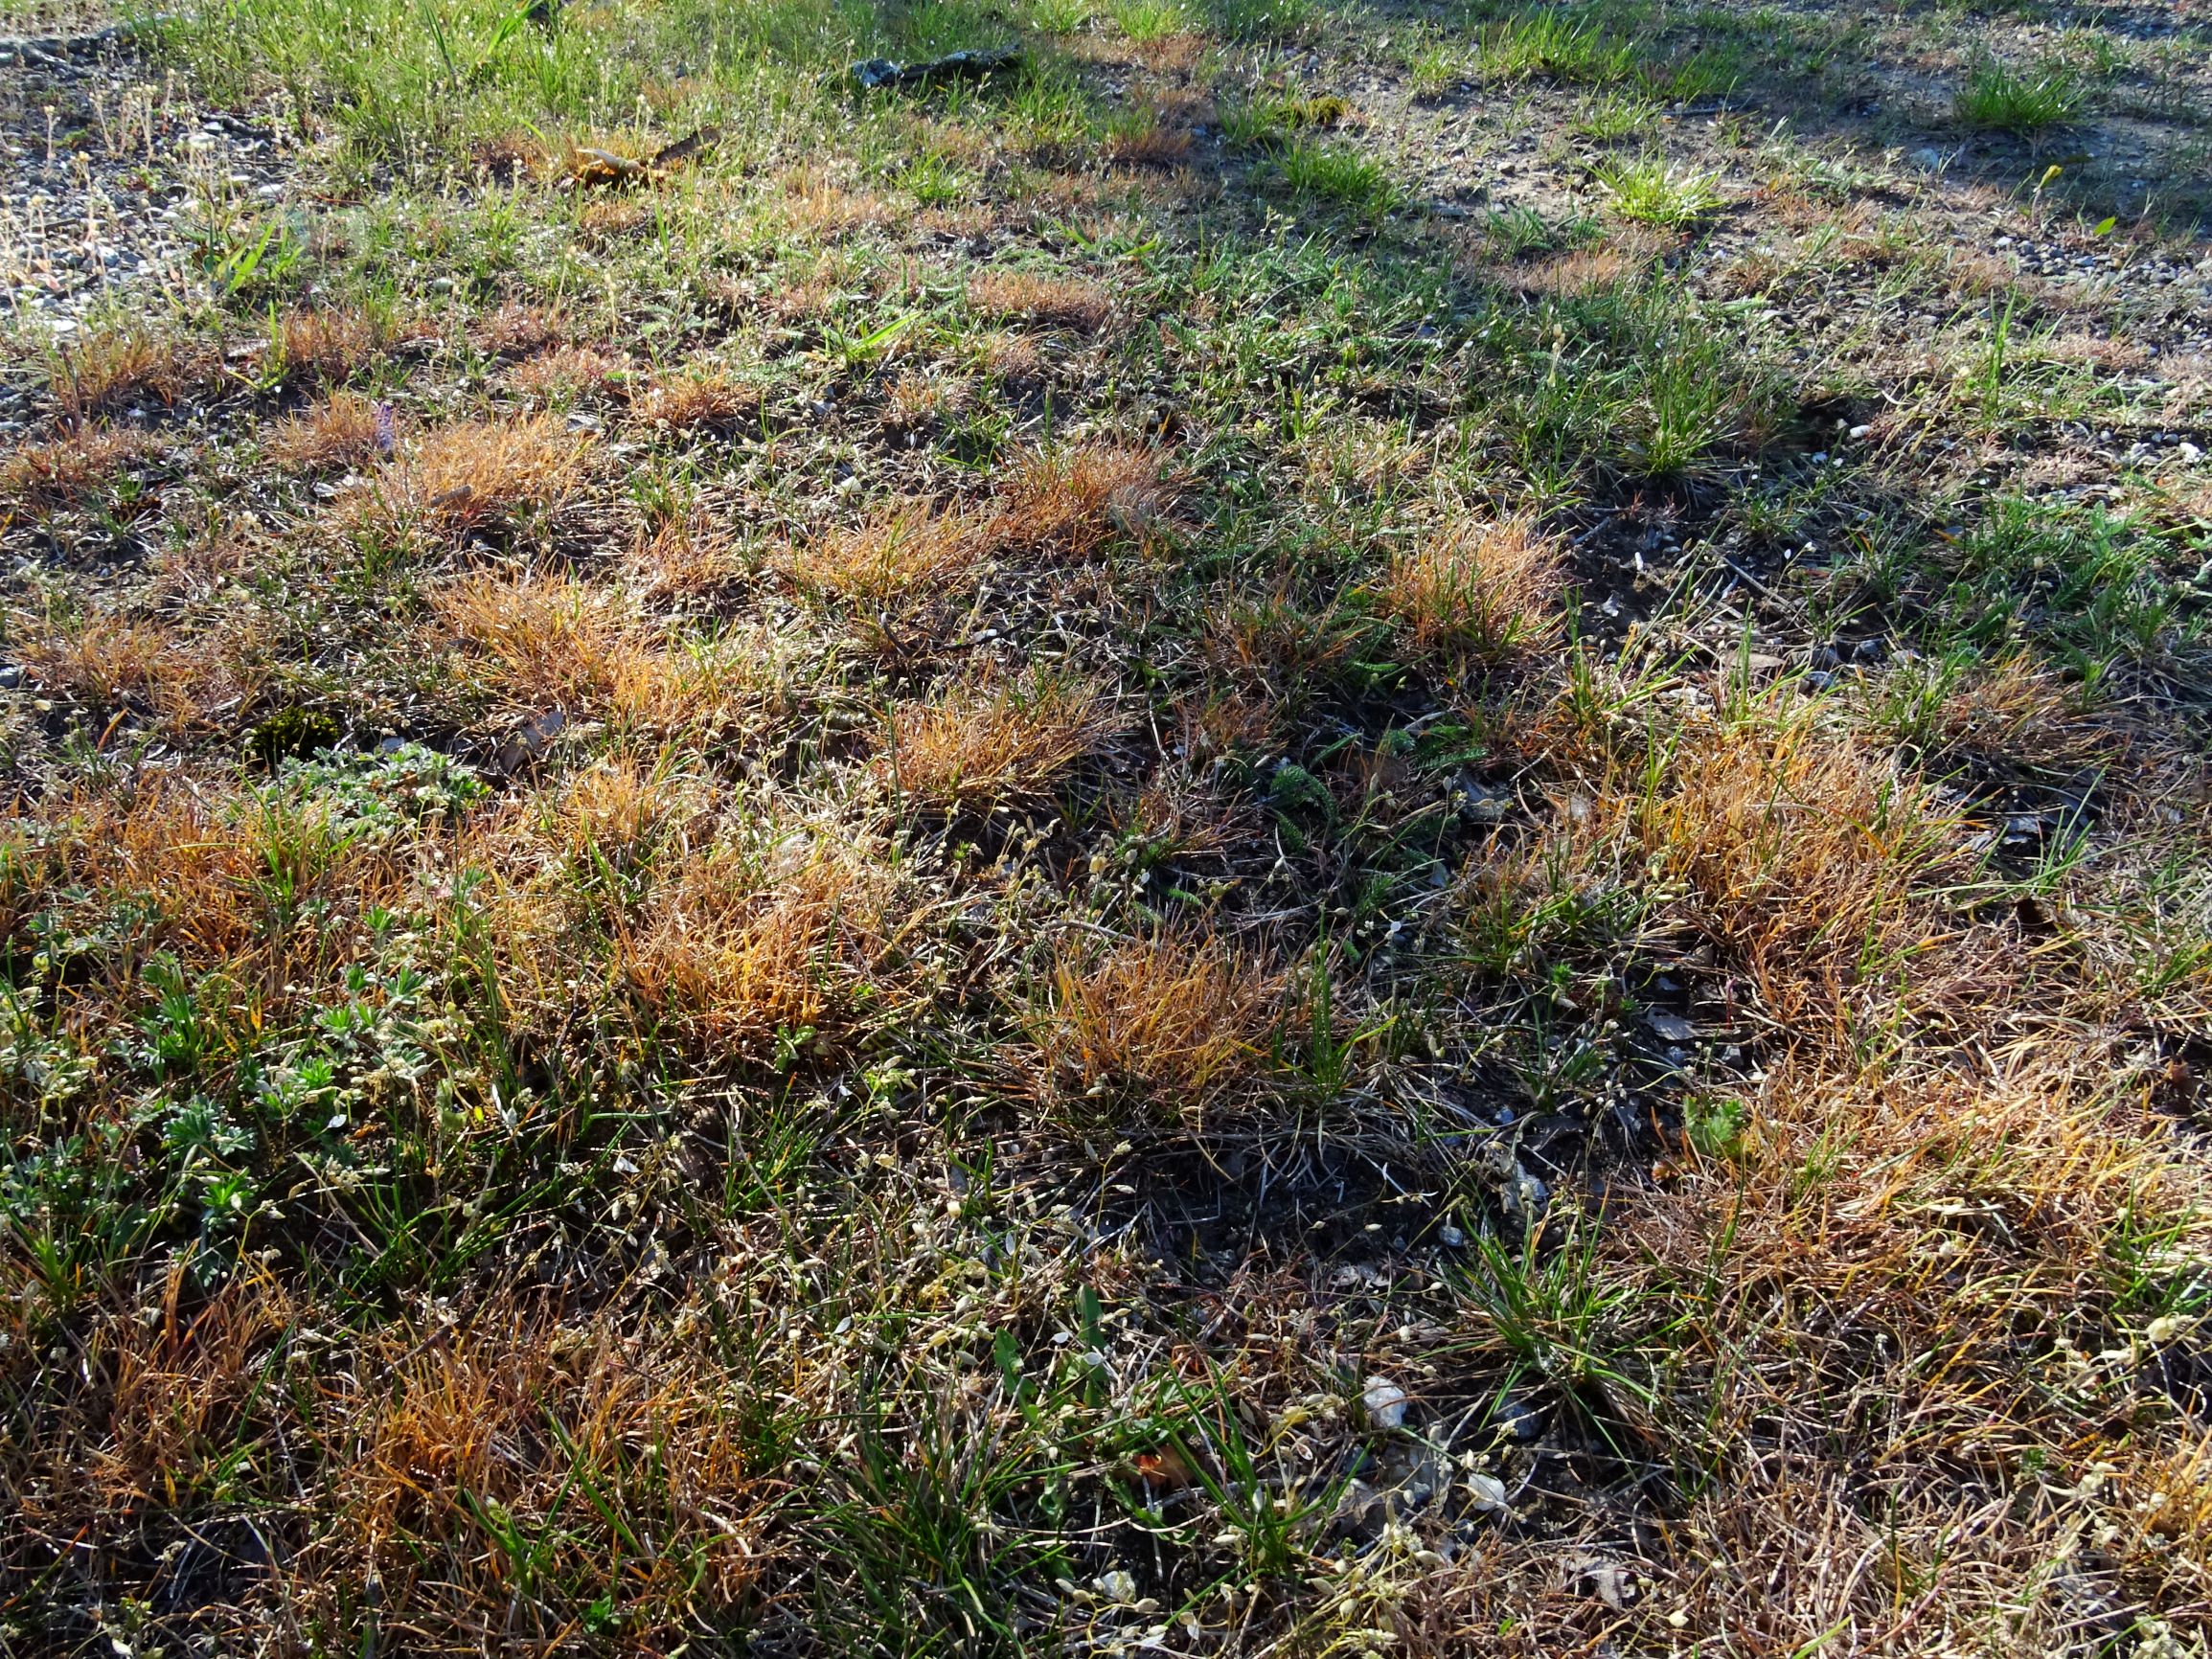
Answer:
1278;141;1400;222
1593;153;1726;225
1956;56;2084;134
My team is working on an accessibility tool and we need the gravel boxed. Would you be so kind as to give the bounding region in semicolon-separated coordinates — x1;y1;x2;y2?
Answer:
0;22;304;337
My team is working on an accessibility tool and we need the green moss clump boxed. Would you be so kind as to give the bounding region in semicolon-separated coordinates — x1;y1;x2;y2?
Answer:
247;707;341;768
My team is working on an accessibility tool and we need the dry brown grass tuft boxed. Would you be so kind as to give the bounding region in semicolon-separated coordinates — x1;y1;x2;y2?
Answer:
92;1266;296;1515
1106;113;1197;169
505;343;628;406
427;569;648;712
1522;701;1966;1034
0;427;151;512
15;612;176;709
1477;242;1649;297
1518;1034;2212;1652
50;328;219;420
626;515;748;599
305;1304;770;1645
472;301;565;357
1176;685;1279;761
783;446;1162;614
356;415;593;541
638;367;759;432
0;771;410;992
785;501;989;607
275;307;379;385
883;369;970;435
5;1270;298;1622
426;569;768;734
1202;589;1361;699
982;330;1044;387
968;268;1112;332
1033;932;1281;1123
772;170;898;239
542;752;703;875
618;819;909;1054
916;203;1008;241
5;607;263;733
469;125;547;180
997;443;1170;557
1922;651;2121;772
885;669;1108;808
265;390;386;472
1380;514;1562;667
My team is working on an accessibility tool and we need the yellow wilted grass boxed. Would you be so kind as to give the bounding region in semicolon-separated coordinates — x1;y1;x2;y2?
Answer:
996;443;1169;557
1625;712;1961;1032
11;608;263;733
784;501;991;606
425;569;772;734
638;367;759;432
783;444;1167;612
428;570;645;711
0;427;152;512
51;327;219;420
275;306;379;385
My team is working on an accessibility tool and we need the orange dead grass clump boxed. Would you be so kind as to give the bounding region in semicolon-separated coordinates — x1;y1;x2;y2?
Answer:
578;196;650;241
1478;242;1650;298
1036;933;1281;1121
968;268;1113;333
1380;514;1562;667
1925;650;2120;773
0;772;418;1002
429;568;669;717
9;607;264;733
771;170;899;239
505;343;629;406
0;427;152;512
784;444;1167;611
1485;698;1961;1035
266;389;386;472
786;500;990;606
276;307;379;385
472;300;566;357
886;669;1108;808
883;368;970;434
619;821;908;1055
310;1304;769;1642
13;612;180;709
1553;1038;2212;1647
542;752;701;875
627;513;747;599
1628;711;1960;1030
90;1267;296;1512
9;1267;772;1648
427;568;764;733
357;415;593;540
1106;113;1197;169
638;367;759;432
50;327;219;420
998;443;1170;556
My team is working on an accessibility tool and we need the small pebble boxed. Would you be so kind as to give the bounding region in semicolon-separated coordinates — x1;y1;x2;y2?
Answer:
1362;1377;1408;1432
